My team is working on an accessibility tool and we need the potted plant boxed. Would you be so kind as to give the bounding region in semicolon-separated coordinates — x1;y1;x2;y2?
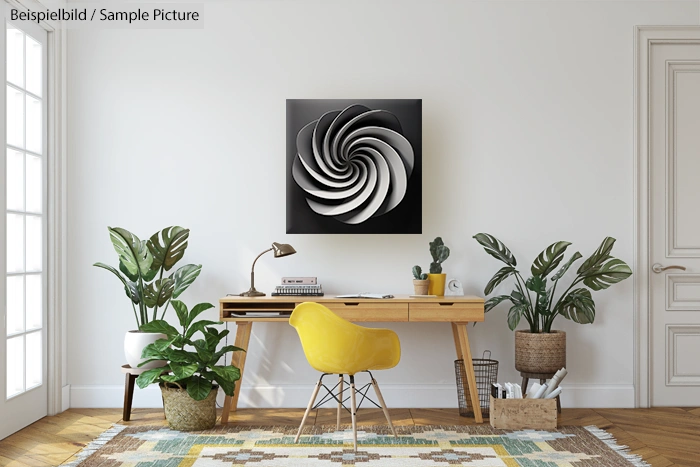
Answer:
427;237;450;296
94;226;202;369
135;300;244;430
474;233;632;374
412;266;429;295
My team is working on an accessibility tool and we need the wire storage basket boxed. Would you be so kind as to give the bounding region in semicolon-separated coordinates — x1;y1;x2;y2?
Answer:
455;351;498;417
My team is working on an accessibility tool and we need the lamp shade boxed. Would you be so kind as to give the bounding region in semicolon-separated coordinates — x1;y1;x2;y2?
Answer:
272;242;296;258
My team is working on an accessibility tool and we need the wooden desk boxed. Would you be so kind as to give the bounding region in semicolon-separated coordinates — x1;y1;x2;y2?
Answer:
219;295;485;423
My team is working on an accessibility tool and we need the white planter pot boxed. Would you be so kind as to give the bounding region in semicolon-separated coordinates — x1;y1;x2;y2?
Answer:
124;330;166;369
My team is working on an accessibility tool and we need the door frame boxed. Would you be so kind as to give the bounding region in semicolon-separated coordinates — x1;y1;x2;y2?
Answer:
634;26;700;408
3;0;67;415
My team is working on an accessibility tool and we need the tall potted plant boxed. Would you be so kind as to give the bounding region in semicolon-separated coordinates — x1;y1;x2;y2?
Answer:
474;233;632;373
94;226;202;369
136;300;244;430
427;237;450;296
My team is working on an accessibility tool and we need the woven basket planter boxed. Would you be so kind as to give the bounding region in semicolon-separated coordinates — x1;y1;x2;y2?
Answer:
515;330;566;374
160;384;218;431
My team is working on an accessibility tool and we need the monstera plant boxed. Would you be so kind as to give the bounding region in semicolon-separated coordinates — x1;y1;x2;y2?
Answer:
474;233;632;374
94;226;202;368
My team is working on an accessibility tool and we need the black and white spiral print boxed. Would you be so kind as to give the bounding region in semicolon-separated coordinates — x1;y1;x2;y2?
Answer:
292;104;415;225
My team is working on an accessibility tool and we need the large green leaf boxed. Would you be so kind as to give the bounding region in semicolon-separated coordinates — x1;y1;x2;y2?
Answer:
560;288;596;323
507;304;526;330
185;320;221;340
581;258;632;291
536;287;553;316
473;233;517;266
484;266;516;295
139;319;179;338
186;302;215;328
148;286;172;311
551;252;583;282
531;241;571;277
186;375;213;401
140;343;167;360
148;226;190;273
169;362;198;380
211;365;241;383
577;237;616;274
171;300;189;328
484;295;512;313
108;227;154;281
525;276;547;296
193;339;214;363
143;278;174;309
216;376;236;397
213;345;245;363
93;262;140;304
135;367;167;389
510;290;528;306
171;264;202;299
167;348;198;364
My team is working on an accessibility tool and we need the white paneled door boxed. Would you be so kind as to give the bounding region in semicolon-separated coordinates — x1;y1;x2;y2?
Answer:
649;35;700;406
0;10;48;439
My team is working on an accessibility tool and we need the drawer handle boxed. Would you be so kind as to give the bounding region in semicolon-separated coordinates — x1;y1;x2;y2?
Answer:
439;302;454;306
344;302;360;306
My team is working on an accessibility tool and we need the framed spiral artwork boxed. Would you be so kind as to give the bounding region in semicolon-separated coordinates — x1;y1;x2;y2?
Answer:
286;99;422;234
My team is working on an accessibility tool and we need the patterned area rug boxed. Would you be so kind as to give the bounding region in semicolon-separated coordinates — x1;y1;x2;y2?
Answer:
62;424;649;466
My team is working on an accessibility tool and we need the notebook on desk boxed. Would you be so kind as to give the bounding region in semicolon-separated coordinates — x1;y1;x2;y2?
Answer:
335;293;394;299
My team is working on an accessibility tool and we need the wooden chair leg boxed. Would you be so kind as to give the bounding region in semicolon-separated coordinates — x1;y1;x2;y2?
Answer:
295;380;321;443
337;375;344;430
123;373;136;422
350;375;357;452
371;378;396;438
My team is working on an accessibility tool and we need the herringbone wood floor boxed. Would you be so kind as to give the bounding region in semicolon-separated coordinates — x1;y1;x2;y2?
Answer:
0;407;699;466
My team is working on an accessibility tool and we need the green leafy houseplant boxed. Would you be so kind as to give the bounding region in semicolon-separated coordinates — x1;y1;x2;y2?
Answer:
474;233;632;332
412;265;428;280
135;300;244;401
429;237;450;273
94;226;202;327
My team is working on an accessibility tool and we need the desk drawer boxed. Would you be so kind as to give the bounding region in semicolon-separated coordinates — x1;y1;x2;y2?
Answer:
409;302;484;322
324;302;408;322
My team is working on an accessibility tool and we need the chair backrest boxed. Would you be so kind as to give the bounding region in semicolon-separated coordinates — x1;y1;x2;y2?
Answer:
289;302;400;375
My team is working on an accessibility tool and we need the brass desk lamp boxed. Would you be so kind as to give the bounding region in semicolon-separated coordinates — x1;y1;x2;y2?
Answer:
240;242;296;297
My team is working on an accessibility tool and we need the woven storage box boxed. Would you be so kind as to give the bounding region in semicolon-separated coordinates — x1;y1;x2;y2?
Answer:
489;395;557;430
161;385;218;431
455;355;498;418
515;330;566;374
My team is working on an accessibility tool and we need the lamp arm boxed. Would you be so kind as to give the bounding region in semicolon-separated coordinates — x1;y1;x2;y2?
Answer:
250;248;273;274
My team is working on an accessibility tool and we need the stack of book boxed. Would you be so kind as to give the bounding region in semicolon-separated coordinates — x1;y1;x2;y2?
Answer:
271;277;324;297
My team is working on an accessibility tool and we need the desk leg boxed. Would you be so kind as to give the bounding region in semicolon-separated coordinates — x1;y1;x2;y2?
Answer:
454;322;483;423
451;323;463;360
221;321;253;424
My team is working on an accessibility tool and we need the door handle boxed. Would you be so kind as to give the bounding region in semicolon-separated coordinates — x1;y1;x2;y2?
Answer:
652;263;687;273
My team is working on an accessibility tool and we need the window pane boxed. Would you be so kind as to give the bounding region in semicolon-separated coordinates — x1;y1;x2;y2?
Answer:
6;86;24;148
7;148;24;211
25;154;41;213
6;26;23;87
25;35;41;97
25;215;41;272
7;335;24;398
25;331;41;389
26;95;41;154
25;274;41;331
6;275;24;335
7;213;24;273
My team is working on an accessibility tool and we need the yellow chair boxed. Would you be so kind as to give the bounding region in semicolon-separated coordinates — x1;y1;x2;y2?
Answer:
289;302;401;451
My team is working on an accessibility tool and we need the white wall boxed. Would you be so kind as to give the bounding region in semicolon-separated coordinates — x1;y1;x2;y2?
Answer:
66;0;699;409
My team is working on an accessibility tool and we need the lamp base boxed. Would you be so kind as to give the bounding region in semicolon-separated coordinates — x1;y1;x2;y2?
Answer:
240;288;266;297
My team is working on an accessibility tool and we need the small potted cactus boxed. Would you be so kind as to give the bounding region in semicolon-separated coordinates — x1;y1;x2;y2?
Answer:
428;237;450;296
412;265;429;295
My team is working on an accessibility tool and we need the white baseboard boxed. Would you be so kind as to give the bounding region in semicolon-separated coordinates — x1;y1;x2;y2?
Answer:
62;384;71;412
69;383;635;409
